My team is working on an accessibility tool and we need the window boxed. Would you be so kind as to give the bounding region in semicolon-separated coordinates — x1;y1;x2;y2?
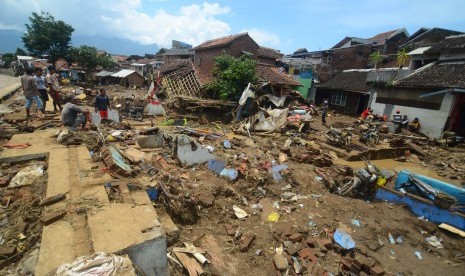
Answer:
331;91;347;106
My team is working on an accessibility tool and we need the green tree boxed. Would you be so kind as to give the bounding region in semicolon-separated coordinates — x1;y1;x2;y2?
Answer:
15;47;28;56
1;53;14;67
98;53;118;69
206;54;257;100
396;49;408;69
369;51;383;69
22;11;74;62
70;45;117;81
396;48;409;79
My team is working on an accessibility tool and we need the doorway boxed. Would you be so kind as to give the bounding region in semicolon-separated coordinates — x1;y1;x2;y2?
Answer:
356;94;370;114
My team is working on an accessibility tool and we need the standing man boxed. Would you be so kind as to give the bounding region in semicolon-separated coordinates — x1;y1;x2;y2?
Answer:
46;66;62;112
34;68;49;111
321;100;329;125
95;88;111;122
21;67;45;118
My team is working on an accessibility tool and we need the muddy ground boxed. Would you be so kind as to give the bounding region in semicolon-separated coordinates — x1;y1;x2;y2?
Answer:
1;83;465;275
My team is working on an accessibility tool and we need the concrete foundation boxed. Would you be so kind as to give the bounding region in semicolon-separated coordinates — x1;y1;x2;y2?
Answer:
1;130;170;276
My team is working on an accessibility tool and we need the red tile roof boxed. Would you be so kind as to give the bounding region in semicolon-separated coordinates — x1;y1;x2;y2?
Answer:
256;64;301;86
258;46;283;60
194;33;250;50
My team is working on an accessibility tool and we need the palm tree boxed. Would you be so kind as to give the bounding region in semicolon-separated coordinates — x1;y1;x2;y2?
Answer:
396;48;409;79
369;51;382;69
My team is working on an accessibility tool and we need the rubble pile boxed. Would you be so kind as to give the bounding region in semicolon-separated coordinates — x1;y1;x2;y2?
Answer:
0;82;465;276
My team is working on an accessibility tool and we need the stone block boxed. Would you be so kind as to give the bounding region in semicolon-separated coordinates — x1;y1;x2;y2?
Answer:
370;265;385;276
289;233;303;242
239;233;255;252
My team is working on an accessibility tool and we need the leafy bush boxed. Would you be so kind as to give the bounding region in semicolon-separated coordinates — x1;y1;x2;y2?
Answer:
206;54;257;100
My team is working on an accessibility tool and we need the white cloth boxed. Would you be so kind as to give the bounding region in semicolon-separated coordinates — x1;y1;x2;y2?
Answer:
56;252;124;276
238;83;255;106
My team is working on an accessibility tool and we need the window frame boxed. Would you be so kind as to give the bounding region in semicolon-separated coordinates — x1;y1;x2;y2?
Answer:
331;91;347;106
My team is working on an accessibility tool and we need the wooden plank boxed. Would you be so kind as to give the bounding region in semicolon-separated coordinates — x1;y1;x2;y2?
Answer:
439;223;465;237
172;246;206;254
174;251;203;276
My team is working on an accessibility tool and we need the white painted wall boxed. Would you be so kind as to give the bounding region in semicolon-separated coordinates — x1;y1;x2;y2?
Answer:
369;91;455;138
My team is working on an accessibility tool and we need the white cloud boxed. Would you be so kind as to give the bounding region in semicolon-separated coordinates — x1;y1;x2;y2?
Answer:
101;2;232;47
0;23;22;31
243;28;281;47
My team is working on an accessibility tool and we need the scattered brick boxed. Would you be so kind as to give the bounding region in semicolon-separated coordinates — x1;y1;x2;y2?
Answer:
225;224;235;236
272;233;282;242
289;233;303;242
350;261;362;272
287;243;302;256
39;210;67;225
362;257;376;272
319;238;332;249
239;233;255;252
339;257;353;270
298;247;313;259
283;225;294;237
306;237;318;248
370;265;385;276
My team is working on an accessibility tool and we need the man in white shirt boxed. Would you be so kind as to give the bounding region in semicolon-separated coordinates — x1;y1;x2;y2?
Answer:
46;65;62;112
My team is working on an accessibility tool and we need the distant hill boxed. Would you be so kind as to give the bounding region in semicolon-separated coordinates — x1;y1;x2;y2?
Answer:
0;29;158;56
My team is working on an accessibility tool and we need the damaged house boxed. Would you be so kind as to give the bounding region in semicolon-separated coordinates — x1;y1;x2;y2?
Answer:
316;70;371;115
156;33;297;103
369;34;465;138
289;28;409;83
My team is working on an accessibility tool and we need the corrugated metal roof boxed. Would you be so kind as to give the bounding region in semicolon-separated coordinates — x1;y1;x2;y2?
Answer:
408;46;431;55
130;63;147;66
17;55;34;60
111;69;138;78
95;70;117;77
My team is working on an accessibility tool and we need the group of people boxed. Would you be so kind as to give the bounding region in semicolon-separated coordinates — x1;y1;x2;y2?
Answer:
60;88;111;131
20;65;62;117
360;107;421;133
21;66;111;131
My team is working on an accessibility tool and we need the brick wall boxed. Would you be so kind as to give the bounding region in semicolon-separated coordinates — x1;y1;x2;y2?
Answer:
258;57;277;65
195;35;259;75
330;44;372;73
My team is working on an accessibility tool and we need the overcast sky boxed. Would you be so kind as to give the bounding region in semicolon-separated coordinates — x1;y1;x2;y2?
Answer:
1;0;465;54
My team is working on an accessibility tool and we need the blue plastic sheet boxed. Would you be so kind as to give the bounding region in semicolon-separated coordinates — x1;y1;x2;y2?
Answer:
334;228;356;250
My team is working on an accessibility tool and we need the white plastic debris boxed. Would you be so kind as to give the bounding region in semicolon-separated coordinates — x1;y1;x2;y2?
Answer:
425;236;443;248
9;165;44;188
233;205;248;219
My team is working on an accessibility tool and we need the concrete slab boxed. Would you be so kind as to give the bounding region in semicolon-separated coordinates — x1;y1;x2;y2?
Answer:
0;74;21;100
88;204;163;253
46;146;71;197
132;190;153;206
4;129;168;275
35;221;76;276
0;129;59;158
